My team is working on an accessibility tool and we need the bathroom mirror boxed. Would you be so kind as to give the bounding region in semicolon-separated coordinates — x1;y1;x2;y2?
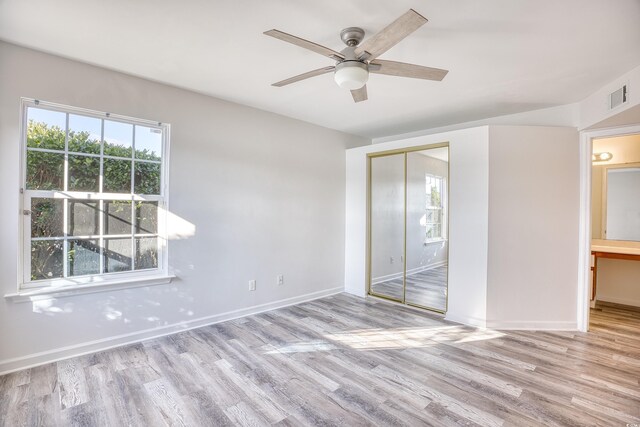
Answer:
603;166;640;241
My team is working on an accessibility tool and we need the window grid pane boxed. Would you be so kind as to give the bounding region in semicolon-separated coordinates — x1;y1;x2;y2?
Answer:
24;103;165;285
425;174;444;240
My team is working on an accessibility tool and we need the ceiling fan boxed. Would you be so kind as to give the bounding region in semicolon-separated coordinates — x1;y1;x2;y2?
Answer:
264;9;448;103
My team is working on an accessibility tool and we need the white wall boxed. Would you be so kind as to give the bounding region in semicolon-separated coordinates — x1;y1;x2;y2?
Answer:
345;127;490;327
486;126;579;329
580;64;640;130
0;42;368;373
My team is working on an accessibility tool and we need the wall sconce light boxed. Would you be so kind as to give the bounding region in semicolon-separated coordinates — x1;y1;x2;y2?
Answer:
592;152;613;162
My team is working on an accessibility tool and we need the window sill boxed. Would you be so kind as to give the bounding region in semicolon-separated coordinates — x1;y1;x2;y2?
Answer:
5;274;176;303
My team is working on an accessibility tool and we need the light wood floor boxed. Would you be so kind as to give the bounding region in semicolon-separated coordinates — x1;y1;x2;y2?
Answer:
1;294;639;426
370;265;447;310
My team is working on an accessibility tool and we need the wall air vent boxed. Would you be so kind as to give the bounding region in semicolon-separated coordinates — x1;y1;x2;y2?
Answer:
609;84;628;110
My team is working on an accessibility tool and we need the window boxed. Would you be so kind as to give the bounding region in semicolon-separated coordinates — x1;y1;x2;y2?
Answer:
20;99;169;290
425;174;446;241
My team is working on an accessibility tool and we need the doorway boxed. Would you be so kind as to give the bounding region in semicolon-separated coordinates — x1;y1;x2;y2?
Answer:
578;125;640;331
367;144;449;313
588;131;640;329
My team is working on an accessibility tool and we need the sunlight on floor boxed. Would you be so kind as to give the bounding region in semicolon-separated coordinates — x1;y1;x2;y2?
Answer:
263;340;338;354
325;325;504;350
262;324;506;354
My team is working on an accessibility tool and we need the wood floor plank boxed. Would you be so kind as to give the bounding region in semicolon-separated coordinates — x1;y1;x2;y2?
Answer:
56;359;88;410
143;377;196;426
1;294;639;426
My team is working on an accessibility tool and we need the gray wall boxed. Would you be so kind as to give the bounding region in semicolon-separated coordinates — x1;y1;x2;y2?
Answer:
0;42;368;372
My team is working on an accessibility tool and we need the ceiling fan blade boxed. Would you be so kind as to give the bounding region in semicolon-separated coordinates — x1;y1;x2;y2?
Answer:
351;85;368;103
355;9;428;61
271;66;335;87
264;29;345;61
370;60;448;81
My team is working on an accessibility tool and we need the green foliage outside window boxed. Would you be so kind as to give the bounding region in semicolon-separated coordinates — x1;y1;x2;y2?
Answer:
26;120;161;194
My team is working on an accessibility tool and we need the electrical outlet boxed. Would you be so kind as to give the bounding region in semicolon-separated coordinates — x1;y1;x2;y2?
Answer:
277;275;284;285
249;279;256;291
390;256;394;264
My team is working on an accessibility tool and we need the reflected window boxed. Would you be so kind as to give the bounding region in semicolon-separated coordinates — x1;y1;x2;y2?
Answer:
21;100;168;287
425;174;446;241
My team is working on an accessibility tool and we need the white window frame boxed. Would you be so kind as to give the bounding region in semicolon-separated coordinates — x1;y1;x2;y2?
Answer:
425;173;447;242
11;98;173;300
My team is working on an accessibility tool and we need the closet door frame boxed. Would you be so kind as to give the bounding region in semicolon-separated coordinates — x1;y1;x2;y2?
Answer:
366;142;450;313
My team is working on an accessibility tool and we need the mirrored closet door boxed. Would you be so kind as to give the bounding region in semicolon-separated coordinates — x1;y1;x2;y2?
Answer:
369;153;405;302
368;145;449;313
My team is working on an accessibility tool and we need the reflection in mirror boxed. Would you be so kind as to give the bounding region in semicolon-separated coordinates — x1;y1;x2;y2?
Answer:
606;167;640;241
369;153;405;301
591;133;640;242
405;148;448;311
368;145;449;312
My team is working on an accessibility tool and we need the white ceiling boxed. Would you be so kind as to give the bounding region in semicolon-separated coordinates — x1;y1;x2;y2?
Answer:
1;0;639;139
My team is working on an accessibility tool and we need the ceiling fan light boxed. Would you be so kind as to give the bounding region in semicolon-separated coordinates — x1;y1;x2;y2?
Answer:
334;61;369;90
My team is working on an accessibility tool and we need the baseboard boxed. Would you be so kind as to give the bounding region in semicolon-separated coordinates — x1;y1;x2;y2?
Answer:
486;320;578;331
0;286;343;376
596;295;640;308
371;271;403;285
372;261;447;285
444;312;487;329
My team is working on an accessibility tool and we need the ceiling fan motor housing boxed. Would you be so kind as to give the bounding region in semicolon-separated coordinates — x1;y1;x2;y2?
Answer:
340;27;365;47
335;29;369;90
